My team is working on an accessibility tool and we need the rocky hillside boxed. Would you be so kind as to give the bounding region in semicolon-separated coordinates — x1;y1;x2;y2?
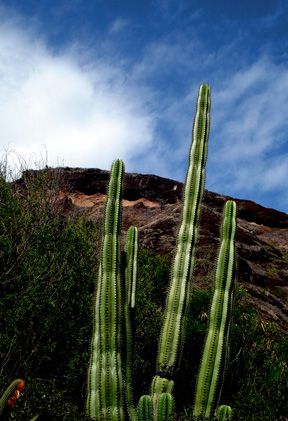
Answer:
19;167;288;332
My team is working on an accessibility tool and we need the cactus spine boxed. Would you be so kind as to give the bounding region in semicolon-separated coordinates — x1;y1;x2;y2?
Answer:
153;83;211;386
86;159;125;420
193;200;237;418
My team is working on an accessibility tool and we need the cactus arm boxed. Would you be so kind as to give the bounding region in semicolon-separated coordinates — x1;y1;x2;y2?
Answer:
124;226;138;421
86;159;125;420
0;379;24;415
193;200;237;418
156;83;211;377
137;395;154;421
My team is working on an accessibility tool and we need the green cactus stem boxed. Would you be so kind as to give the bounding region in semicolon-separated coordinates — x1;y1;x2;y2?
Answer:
125;226;138;310
156;393;174;421
0;378;24;415
86;159;125;420
193;200;237;419
216;405;233;420
151;376;174;397
137;395;153;421
124;226;138;421
151;376;174;420
153;83;211;385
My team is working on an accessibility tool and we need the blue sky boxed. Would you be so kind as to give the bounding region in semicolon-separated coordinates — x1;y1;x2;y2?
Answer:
0;0;287;212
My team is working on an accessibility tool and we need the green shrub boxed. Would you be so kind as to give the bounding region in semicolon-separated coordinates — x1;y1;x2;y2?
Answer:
0;171;100;418
228;300;288;420
0;171;287;419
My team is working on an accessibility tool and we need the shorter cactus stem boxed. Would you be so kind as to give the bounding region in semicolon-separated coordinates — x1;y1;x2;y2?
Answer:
156;393;174;421
151;376;174;420
125;226;138;310
137;395;153;421
216;404;233;420
124;226;138;421
193;200;237;418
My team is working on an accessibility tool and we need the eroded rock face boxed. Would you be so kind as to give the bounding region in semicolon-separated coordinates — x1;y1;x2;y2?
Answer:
18;167;288;331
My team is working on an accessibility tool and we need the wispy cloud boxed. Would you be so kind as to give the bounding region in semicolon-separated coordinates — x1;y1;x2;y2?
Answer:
0;11;156;173
131;32;288;210
0;3;287;211
109;18;128;34
210;58;288;198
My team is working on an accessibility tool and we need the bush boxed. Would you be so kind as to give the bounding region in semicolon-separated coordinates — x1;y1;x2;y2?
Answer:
0;170;100;418
228;298;288;420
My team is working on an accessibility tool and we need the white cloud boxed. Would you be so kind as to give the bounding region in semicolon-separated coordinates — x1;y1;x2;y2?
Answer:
133;36;288;211
0;14;156;174
109;18;128;34
0;6;287;212
209;58;288;200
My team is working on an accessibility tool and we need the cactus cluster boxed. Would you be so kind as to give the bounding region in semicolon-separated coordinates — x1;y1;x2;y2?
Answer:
86;83;237;420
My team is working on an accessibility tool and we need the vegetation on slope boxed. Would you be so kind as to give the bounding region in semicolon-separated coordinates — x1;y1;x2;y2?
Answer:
0;170;287;420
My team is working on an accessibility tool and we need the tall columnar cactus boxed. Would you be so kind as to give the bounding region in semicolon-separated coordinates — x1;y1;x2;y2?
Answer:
193;200;237;419
152;83;211;388
86;159;125;420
